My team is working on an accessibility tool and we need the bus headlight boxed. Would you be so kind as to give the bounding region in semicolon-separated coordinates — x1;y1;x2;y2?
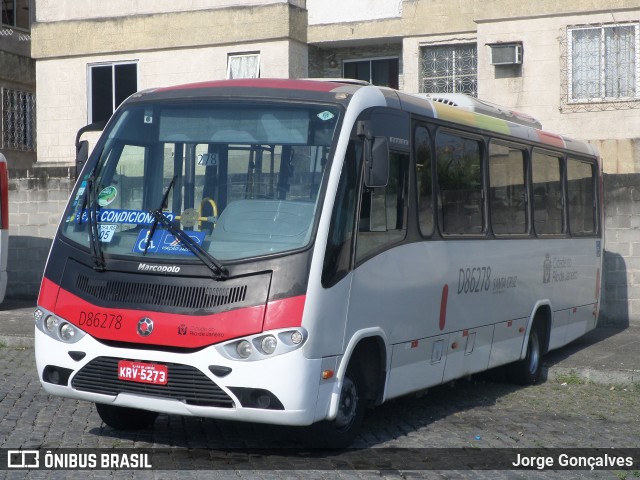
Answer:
45;315;59;333
236;340;253;359
59;323;79;342
260;335;277;355
218;328;308;361
34;307;86;344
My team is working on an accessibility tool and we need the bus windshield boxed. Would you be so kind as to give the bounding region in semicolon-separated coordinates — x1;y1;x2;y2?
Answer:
62;101;341;263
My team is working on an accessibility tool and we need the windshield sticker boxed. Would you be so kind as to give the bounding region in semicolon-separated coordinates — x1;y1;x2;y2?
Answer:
98;224;117;243
317;111;335;121
197;153;218;166
133;229;206;256
97;186;117;207
75;209;176;225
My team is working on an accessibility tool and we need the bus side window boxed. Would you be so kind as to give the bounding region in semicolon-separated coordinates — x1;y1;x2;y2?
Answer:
567;158;596;235
355;150;409;262
532;150;564;235
436;131;484;235
415;126;434;236
489;142;527;235
322;140;360;287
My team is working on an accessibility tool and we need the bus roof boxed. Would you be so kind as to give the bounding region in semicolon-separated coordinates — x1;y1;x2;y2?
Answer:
129;78;597;157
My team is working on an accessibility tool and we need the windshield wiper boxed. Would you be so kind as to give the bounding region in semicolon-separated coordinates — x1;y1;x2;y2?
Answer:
145;176;228;279
79;175;106;271
144;175;177;256
149;210;228;279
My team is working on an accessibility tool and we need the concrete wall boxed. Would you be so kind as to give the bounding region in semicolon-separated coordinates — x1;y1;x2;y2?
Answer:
307;0;401;25
6;167;75;298
6;168;640;327
32;2;309;166
36;39;303;165
35;0;306;22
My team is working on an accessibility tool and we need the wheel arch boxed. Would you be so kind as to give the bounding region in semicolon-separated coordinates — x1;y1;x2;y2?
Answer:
521;301;552;360
327;328;388;419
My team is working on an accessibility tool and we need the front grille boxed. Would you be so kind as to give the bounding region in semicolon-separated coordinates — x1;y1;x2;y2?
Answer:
76;274;247;311
72;357;235;408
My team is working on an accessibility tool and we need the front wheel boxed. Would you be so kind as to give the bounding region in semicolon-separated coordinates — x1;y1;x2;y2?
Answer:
508;325;544;385
307;364;366;448
95;403;159;430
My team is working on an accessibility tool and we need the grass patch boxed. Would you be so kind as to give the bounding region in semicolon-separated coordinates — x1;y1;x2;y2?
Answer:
554;371;585;385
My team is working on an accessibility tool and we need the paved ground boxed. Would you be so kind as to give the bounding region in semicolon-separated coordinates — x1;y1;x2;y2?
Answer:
0;299;639;479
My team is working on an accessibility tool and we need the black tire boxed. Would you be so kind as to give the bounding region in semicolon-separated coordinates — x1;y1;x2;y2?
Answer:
307;363;366;448
508;324;544;385
95;403;159;430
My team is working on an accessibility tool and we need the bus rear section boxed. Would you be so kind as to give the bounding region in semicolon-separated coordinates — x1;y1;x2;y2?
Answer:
0;153;8;303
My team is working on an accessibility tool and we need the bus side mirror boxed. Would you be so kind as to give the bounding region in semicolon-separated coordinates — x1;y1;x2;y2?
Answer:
76;140;89;179
364;136;389;188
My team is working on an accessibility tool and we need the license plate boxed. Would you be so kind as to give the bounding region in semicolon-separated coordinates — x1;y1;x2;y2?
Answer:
117;360;168;385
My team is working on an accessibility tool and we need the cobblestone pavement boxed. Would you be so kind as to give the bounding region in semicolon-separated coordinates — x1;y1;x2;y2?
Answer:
1;345;639;479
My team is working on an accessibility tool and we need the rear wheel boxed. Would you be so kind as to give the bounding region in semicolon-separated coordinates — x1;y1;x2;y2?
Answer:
508;324;544;385
308;363;366;448
95;403;159;430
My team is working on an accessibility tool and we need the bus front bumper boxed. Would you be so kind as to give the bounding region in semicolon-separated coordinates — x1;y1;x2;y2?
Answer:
34;327;334;427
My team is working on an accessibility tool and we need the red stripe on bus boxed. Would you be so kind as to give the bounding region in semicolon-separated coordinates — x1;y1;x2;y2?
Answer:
262;295;305;330
46;283;275;348
439;284;449;331
37;277;59;312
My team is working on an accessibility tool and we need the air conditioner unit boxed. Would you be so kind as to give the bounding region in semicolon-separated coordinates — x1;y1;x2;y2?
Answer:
489;43;523;66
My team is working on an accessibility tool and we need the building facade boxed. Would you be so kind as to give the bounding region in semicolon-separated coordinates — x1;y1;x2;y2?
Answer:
9;0;640;324
1;0;35;170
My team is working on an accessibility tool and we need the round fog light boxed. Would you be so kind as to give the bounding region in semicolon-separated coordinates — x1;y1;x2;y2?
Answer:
59;322;77;342
260;335;277;355
45;316;59;332
236;340;253;359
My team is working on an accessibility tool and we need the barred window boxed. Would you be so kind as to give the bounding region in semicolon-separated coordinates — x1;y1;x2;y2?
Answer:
420;44;477;96
569;24;639;102
1;88;36;152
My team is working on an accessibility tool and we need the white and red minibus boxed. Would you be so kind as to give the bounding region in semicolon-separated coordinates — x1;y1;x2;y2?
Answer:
35;79;602;447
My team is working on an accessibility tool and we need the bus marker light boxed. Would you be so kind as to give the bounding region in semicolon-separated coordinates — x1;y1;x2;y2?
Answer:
322;370;334;380
519;327;525;333
451;342;459;350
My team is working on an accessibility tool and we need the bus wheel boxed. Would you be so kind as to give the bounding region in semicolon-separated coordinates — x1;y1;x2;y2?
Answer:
95;403;159;430
508;324;543;385
309;363;365;448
